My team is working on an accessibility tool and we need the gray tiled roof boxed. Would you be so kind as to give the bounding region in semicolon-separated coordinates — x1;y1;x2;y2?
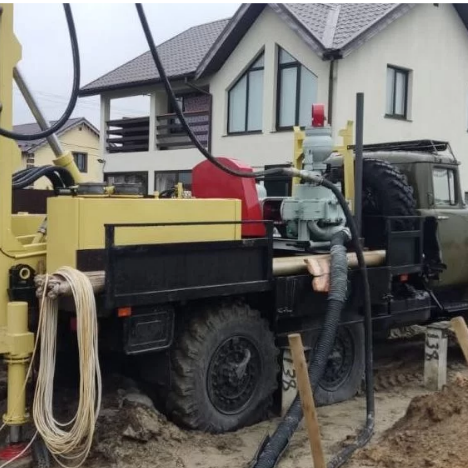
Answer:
80;18;229;95
80;4;403;95
332;3;397;47
15;117;99;153
283;3;333;44
282;3;398;48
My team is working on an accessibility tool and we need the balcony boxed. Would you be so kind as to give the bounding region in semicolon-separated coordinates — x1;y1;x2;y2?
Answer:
104;96;211;154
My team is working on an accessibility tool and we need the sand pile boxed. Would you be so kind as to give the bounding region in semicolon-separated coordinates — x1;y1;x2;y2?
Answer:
358;375;468;468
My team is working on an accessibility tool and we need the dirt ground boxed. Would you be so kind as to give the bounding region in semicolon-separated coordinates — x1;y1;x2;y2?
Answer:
78;328;468;468
6;327;468;468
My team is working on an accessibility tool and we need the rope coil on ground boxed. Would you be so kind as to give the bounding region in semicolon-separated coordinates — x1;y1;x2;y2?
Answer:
33;267;102;468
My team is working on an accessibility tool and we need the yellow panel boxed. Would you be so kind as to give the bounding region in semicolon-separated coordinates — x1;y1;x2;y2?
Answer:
11;215;44;238
47;197;80;271
47;197;241;273
333;120;355;214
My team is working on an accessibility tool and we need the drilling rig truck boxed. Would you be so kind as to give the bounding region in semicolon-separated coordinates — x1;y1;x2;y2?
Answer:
0;3;467;468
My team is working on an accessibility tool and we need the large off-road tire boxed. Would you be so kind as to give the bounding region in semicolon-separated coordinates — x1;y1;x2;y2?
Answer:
166;303;279;433
312;323;365;406
361;158;417;249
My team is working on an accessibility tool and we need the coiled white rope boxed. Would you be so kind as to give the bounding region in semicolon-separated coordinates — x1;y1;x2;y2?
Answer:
33;266;102;468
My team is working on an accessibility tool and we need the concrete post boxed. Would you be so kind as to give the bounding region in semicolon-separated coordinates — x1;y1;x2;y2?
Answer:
149;91;157;151
281;345;311;416
281;348;296;416
424;322;449;391
100;95;110;158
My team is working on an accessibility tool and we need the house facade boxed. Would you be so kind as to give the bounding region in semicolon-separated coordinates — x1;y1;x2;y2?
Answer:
79;3;468;195
15;117;103;189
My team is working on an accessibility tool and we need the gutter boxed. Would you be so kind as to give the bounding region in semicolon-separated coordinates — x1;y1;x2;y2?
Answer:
78;73;196;98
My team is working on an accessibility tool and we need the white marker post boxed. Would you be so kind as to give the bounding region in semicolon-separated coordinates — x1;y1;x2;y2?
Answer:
281;345;311;416
424;322;449;391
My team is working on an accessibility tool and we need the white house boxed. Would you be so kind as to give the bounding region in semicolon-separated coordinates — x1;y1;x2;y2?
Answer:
79;3;468;195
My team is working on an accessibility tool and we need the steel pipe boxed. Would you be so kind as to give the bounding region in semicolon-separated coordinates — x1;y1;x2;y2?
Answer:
13;67;63;157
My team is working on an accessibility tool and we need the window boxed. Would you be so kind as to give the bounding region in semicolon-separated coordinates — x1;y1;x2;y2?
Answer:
433;167;456;205
154;171;192;192
104;172;148;194
72;152;88;173
228;52;264;134
276;47;318;129
386;66;409;119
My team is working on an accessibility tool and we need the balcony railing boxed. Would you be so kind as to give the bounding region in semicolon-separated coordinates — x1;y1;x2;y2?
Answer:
106;109;210;154
156;110;210;150
106;117;150;154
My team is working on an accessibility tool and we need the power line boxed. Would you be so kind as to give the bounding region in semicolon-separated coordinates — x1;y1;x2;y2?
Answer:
13;87;149;116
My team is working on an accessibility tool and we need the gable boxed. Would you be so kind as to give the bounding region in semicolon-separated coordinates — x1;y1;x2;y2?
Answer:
15;118;99;153
196;3;414;78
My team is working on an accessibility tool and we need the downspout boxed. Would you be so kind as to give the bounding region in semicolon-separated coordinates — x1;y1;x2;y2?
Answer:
324;50;342;126
328;58;335;125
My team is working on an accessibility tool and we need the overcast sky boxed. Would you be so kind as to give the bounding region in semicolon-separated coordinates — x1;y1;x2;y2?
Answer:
12;3;240;128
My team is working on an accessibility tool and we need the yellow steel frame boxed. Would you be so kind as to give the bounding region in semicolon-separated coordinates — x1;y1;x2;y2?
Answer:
333;120;355;214
0;4;38;428
292;126;305;194
293;122;355;212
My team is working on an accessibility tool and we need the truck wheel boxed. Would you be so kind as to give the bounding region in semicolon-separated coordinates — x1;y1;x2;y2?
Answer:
167;303;279;433
312;323;364;406
361;158;416;248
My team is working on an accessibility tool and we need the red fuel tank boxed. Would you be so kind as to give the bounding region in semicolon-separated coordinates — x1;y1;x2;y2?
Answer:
192;158;265;237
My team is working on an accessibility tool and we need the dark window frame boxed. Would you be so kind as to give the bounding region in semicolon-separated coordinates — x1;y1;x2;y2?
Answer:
154;170;192;192
276;47;317;131
386;65;409;120
104;171;149;195
72;151;88;173
227;52;265;135
432;165;458;207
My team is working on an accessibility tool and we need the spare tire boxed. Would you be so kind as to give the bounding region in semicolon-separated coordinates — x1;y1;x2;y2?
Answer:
360;158;417;249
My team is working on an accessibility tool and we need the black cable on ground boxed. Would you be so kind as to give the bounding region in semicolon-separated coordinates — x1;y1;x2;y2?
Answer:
0;3;80;141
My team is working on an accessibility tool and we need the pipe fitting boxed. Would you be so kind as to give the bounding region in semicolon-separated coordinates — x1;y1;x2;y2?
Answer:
307;219;347;242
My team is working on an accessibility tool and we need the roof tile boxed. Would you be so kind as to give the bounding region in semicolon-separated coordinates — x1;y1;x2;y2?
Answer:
332;3;397;47
81;18;229;94
80;4;404;94
282;3;333;42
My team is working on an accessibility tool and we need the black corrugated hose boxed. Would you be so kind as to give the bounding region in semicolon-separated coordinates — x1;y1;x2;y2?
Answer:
250;228;349;468
251;172;374;468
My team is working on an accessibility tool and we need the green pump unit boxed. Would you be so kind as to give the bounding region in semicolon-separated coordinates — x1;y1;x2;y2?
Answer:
281;104;346;246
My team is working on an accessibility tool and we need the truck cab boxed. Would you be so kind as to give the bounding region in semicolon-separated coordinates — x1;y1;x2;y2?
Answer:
328;139;468;312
